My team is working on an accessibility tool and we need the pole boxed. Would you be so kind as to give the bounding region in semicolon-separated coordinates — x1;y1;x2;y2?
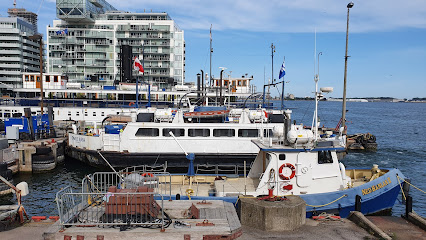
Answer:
342;3;353;133
38;37;44;115
219;69;224;105
200;70;204;104
143;42;151;107
281;56;285;110
210;25;213;105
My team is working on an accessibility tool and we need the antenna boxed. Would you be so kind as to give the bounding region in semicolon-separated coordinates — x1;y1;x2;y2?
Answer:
13;0;16;8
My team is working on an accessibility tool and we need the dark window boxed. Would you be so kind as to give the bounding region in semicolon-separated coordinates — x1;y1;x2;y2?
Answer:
54;76;58;82
4;113;11;118
136;128;159;137
279;154;286;160
30;75;34;82
25;75;29;81
318;150;333;164
163;128;185;137
213;129;235;137
238;129;258;137
188;129;210;137
45;76;50;82
263;129;273;137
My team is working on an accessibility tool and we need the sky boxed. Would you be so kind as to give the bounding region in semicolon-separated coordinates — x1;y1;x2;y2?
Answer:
2;0;426;99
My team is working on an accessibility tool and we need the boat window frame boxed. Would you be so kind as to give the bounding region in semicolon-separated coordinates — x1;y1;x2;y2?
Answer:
318;150;333;164
135;128;160;137
213;129;235;137
188;128;210;137
238;129;259;138
163;128;185;137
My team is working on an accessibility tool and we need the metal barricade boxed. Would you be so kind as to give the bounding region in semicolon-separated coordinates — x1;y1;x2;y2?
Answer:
82;172;172;200
56;187;170;230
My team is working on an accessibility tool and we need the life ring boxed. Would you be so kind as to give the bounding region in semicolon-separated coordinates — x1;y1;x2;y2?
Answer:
142;172;154;178
279;163;296;180
129;102;135;107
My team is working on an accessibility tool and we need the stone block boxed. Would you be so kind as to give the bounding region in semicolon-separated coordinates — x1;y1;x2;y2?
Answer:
239;195;306;231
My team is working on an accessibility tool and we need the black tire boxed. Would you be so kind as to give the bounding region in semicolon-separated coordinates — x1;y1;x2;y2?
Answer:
32;159;55;165
32;154;55;163
35;146;52;155
0;162;7;171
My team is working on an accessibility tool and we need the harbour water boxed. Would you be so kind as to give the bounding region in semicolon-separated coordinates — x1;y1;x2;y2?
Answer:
1;101;425;217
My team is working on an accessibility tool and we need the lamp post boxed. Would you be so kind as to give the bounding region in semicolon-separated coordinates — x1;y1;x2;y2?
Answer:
29;34;44;114
341;2;354;134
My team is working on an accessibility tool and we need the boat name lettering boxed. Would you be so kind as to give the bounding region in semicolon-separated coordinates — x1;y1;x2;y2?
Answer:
71;135;86;143
361;177;391;195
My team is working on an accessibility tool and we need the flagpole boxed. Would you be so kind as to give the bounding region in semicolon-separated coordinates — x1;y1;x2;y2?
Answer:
281;57;285;110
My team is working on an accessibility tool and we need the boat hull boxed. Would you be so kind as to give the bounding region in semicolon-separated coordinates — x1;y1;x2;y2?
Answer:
159;168;405;218
66;146;256;170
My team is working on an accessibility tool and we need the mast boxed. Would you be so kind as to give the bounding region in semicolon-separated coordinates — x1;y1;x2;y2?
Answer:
210;25;214;105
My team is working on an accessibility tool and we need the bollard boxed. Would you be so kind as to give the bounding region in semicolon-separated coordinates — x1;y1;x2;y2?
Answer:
405;195;412;218
355;195;361;212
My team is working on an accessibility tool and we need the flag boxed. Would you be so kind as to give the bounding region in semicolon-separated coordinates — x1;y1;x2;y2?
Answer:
279;61;286;79
133;57;144;73
56;28;68;35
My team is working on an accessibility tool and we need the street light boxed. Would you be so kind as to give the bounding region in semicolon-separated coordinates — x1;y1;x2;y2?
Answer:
341;2;354;134
28;34;44;115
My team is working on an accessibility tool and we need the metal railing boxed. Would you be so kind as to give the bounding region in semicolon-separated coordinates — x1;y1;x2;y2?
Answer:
82;171;172;200
56;186;170;230
196;164;246;176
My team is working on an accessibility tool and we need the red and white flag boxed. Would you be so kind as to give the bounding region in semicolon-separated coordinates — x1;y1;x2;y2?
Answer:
133;57;144;73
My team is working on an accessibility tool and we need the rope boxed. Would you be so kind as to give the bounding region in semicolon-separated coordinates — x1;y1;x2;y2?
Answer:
397;176;407;201
397;176;426;194
305;194;348;208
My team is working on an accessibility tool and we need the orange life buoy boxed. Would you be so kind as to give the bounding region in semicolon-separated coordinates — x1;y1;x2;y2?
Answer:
142;172;154;178
278;163;296;180
129;102;135;107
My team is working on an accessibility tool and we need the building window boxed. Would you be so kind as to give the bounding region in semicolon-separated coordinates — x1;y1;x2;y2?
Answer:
318;151;333;164
238;129;258;137
163;128;185;137
135;128;159;137
213;129;235;137
188;129;210;137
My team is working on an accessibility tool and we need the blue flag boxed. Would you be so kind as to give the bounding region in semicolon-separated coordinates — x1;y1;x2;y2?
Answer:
279;61;286;79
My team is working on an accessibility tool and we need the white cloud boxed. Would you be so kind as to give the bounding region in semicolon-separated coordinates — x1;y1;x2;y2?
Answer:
106;0;426;33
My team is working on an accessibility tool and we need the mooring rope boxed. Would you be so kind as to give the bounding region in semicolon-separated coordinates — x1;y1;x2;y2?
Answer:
397;176;426;194
397;175;407;201
305;194;348;208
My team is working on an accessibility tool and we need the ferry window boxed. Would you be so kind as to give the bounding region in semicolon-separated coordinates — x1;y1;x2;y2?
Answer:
93;112;96;116
279;154;286;160
263;129;273;137
84;112;88;116
242;80;247;86
188;129;210;137
4;113;10;118
68;111;71;116
238;80;242;86
45;76;50;82
318;151;333;164
136;128;159;137
101;112;105;116
54;76;58;82
213;129;235;137
13;113;22;117
76;111;80;116
238;129;258;137
36;76;40;82
30;76;34;82
163;128;185;137
25;75;29;81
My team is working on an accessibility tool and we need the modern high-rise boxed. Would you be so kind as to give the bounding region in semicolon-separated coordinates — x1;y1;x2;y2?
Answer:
0;16;41;90
47;0;185;88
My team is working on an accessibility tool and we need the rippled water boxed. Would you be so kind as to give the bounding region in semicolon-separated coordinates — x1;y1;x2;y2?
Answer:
1;101;425;217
